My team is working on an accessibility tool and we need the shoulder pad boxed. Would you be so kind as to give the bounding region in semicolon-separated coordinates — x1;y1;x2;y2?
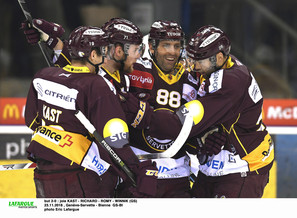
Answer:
136;57;152;69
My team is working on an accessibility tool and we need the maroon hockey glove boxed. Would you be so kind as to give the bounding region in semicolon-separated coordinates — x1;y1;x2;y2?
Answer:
21;19;65;49
33;19;65;49
114;146;158;197
120;92;153;129
128;160;158;197
21;20;40;44
204;131;226;156
186;127;226;164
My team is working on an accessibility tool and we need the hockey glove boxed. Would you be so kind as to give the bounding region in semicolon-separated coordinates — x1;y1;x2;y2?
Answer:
187;127;226;164
119;92;153;129
128;160;158;197
21;19;64;49
21;20;40;44
115;146;158;197
204;131;226;156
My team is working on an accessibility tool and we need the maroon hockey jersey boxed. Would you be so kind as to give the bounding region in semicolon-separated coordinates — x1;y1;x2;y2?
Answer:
25;64;130;176
126;58;198;178
128;58;198;152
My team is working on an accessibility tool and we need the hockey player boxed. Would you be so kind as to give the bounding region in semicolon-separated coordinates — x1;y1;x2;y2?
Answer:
133;25;274;198
24;25;158;198
118;20;199;197
99;17;145;92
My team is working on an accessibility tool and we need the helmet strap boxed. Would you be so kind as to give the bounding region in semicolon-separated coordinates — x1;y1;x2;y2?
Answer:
214;54;229;72
109;43;127;71
174;47;184;71
112;54;126;72
87;57;104;74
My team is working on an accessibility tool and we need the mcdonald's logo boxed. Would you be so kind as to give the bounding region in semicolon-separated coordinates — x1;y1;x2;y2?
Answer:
3;104;20;120
0;98;26;125
263;99;297;126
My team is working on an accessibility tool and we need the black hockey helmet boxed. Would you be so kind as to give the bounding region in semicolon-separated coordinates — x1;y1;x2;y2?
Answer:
67;26;109;59
186;25;231;60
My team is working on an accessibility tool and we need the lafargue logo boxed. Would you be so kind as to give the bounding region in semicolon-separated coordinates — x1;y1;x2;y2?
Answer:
9;201;37;209
129;74;153;85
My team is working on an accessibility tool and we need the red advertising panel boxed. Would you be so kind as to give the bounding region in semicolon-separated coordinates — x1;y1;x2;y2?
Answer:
0;98;297;126
0;98;26;125
263;99;297;126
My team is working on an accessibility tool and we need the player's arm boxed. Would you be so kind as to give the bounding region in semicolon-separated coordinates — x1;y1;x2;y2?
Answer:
148;85;241;141
119;91;154;129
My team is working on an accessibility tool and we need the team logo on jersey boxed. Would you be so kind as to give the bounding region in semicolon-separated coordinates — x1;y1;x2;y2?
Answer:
129;70;154;90
131;101;146;128
145;170;158;176
182;83;197;102
208;69;223;93
103;118;129;148
248;73;262;104
33;78;78;110
143;133;174;152
198;81;206;97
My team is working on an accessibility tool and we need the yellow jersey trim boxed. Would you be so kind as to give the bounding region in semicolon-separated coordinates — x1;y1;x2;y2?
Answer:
101;67;121;83
153;61;185;85
28;113;40;129
61;52;72;65
63;65;91;73
224;56;234;69
242;134;274;172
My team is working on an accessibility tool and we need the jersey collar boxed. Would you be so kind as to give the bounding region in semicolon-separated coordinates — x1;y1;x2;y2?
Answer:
153;61;185;85
101;67;121;83
200;56;235;82
223;56;234;69
63;65;91;73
